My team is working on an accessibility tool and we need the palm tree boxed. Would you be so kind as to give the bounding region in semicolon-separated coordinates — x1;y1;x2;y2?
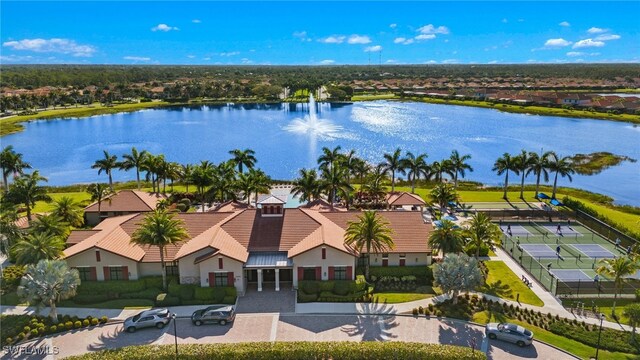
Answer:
86;183;111;217
401;151;429;194
130;209;189;290
320;165;352;209
515;150;535;199
209;161;237;202
120;147;149;190
362;165;388;206
430;160;454;183
493;153;519;200
191;162;214;212
382;147;405;192
51;196;84;228
449;150;473;190
338;149;359;188
429;183;458;215
351;158;370;201
291;168;322;203
428;220;464;257
0;203;23;256
465;212;501;259
596;256;639;313
30;214;70;239
249;168;271;206
229;149;257;174
547;152;575;199
1;145;32;191
7;171;51;221
181;164;194;193
92;150;119;192
344;211;394;280
11;232;66;265
527;151;552;199
317;146;342;172
237;172;256;204
18;260;80;321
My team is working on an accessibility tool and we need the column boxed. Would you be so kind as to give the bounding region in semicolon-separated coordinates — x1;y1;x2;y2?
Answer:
257;269;263;292
275;269;280;292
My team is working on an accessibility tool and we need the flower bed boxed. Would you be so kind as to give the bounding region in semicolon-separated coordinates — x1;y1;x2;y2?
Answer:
1;314;108;346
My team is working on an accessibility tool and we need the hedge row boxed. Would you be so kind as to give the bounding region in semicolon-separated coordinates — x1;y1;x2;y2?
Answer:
366;266;434;285
0;265;25;292
298;276;372;302
1;314;108;346
66;342;486;360
549;319;640;354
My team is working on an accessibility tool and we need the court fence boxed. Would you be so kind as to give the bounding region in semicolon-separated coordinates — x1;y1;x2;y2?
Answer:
573;209;639;246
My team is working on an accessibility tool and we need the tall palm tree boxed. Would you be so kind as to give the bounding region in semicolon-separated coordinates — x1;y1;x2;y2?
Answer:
229;149;257;174
515;149;535;199
317;146;342;172
492;153;519;200
181;164;194;193
449;150;473;190
338;149;359;188
18;260;80;321
401;151;429;194
351;158;370;201
30;214;70;239
120;147;149;190
527;151;552;199
51;196;84;228
382;147;405;192
430;160;454;183
291;168;322;203
344;211;394;280
11;232;66;265
0;145;32;191
596;256;639;313
191;162;214;212
86;183;111;217
249;168;271;206
130;209;189;290
547;152;575;199
320;164;352;209
428;220;464;257
210;161;237;202
7;171;51;221
429;183;458;215
92;150;119;192
465;212;501;259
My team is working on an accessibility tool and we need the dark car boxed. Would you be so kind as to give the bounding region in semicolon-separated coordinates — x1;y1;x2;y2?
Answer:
191;305;235;326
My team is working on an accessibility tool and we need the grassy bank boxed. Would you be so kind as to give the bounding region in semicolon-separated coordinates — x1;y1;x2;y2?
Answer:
481;261;544;306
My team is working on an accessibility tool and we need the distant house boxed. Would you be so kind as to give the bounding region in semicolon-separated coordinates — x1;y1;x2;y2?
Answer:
385;191;426;211
84;190;167;226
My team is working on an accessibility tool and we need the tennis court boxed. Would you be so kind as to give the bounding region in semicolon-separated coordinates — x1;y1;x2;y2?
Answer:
571;244;616;259
550;269;596;282
520;244;558;258
499;224;531;236
542;224;583;236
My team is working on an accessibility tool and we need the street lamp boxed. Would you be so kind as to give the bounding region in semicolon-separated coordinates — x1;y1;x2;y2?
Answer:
172;313;178;360
595;313;605;360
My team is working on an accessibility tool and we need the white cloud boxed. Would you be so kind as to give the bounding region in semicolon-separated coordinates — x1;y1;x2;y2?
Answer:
389;23;397;29
241;58;252;64
151;24;179;32
3;38;96;57
394;37;414;45
318;35;345;44
559;21;570;27
220;51;240;56
417;24;450;35
544;38;572;47
186;55;196;59
587;27;607;34
293;31;309;41
566;52;584;57
595;34;621;41
488;60;499;64
415;34;436;41
364;45;382;52
192;19;201;24
441;59;459;64
347;35;371;44
203;57;211;60
573;39;605;48
385;59;398;64
425;60;437;64
123;56;151;61
319;59;335;65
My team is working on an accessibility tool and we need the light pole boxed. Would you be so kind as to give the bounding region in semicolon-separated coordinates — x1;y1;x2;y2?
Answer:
595;313;605;360
172;313;178;360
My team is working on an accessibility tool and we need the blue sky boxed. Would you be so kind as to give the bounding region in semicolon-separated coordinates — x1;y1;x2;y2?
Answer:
1;1;639;65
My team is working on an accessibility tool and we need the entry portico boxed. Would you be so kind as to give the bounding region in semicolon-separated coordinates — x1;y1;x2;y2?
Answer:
245;252;293;291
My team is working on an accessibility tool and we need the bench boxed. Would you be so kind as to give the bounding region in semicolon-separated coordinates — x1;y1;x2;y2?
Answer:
521;275;532;287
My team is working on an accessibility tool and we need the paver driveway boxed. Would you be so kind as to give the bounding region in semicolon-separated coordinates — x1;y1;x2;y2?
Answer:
1;314;575;360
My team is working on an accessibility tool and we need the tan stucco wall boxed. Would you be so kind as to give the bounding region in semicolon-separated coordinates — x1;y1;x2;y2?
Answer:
65;248;140;280
369;252;431;266
292;246;356;287
177;248;212;285
197;255;245;293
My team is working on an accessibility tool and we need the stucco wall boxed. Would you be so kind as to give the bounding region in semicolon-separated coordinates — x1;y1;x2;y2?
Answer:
198;255;245;293
292;246;356;287
177;248;212;285
369;252;431;266
65;248;140;280
138;262;163;277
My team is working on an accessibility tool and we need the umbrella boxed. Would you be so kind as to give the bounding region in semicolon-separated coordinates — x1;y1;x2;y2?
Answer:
550;199;564;206
537;193;550;199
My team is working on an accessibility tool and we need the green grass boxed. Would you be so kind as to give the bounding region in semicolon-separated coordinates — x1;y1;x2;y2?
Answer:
30;192;92;214
480;261;544;306
352;93;398;101
573;298;638;326
473;311;636;360
373;291;434;304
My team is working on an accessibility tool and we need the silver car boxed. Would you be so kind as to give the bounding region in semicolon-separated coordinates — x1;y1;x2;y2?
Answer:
485;323;534;347
124;308;172;333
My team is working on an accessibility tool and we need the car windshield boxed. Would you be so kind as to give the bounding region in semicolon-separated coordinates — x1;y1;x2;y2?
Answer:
132;314;141;322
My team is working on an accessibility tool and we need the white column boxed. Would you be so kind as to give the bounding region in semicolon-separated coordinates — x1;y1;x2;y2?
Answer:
275;269;280;292
257;269;263;292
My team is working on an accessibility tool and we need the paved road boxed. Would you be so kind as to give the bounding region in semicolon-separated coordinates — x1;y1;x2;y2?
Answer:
1;314;574;360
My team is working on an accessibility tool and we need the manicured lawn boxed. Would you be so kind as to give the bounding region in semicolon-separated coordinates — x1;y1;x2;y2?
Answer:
572;298;638;326
373;291;434;304
352;94;398;101
30;192;92;214
0;291;27;306
473;311;635;360
480;261;544;307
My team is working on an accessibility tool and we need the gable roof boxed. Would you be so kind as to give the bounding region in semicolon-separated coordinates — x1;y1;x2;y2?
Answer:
287;209;357;258
257;194;286;205
386;192;426;206
84;190;167;213
210;200;253;212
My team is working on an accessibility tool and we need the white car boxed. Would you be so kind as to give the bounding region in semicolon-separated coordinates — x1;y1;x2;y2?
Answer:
123;308;172;333
485;322;534;347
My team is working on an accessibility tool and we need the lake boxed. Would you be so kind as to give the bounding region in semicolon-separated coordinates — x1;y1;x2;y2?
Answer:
3;101;639;205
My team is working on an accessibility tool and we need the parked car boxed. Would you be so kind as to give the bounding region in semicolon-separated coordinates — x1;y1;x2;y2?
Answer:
124;308;172;333
485;323;534;347
191;305;236;326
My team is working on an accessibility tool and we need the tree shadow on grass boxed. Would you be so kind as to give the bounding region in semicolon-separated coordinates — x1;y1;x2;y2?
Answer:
482;280;514;300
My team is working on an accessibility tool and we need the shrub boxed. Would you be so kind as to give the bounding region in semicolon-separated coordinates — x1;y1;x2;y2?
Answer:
318;281;335;292
464;243;490;257
367;265;433;285
0;265;25;292
549;320;639;354
5;337;12;345
300;281;319;295
74;321;82;329
121;288;162;301
211;288;226;303
179;285;196;301
413;308;419;316
333;281;351;296
298;292;318;302
50;325;57;332
83;319;90;327
72;294;110;304
167;280;181;297
23;325;31;333
77;280;146;296
222;296;236;304
100;316;108;324
141;276;164;290
155;293;181;307
91;318;99;326
224;286;237;297
194;287;216;301
30;329;39;336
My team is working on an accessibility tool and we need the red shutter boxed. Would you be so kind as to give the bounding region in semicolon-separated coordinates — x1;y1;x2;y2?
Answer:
227;272;234;287
103;267;110;281
122;266;129;281
400;259;406;267
322;248;326;259
298;267;304;281
328;266;334;280
95;251;101;262
219;258;223;270
89;267;97;281
315;267;321;281
209;272;215;287
382;259;388;267
346;266;353;280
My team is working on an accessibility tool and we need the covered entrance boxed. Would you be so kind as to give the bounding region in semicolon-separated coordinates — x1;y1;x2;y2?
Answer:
245;252;293;292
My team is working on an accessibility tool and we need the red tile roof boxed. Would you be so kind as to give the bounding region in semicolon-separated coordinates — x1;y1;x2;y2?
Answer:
386;192;426;206
84;190;167;213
